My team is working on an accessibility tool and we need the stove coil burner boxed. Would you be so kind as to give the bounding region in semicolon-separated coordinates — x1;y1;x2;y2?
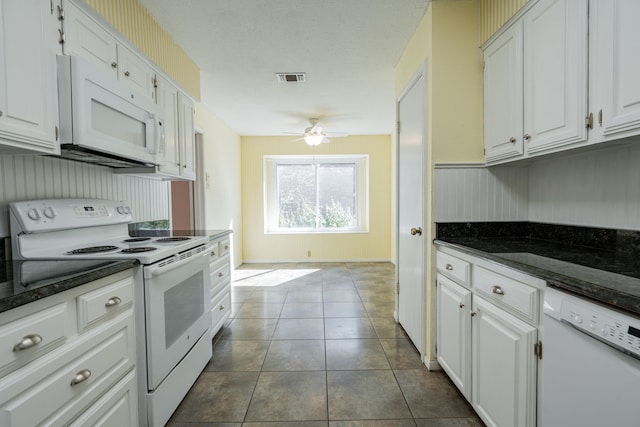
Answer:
155;237;191;243
67;245;119;255
120;247;157;253
123;237;152;243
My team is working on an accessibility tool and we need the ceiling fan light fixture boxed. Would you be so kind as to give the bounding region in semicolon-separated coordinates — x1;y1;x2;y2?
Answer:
304;134;324;146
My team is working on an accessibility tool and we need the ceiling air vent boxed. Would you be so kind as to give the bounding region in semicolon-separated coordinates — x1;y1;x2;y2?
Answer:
275;72;306;83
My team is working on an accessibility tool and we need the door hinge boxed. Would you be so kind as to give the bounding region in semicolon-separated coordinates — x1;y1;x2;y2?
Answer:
585;113;593;130
50;0;54;14
57;5;64;21
152;76;159;89
396;121;401;134
58;29;65;45
534;341;543;360
55;126;59;141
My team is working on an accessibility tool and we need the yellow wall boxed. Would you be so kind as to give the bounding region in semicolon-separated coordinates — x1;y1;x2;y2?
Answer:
85;0;200;99
394;0;481;360
195;106;243;267
479;0;529;45
241;135;391;262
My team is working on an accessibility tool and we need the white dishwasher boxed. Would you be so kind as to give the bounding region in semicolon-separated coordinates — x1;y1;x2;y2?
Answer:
541;287;640;427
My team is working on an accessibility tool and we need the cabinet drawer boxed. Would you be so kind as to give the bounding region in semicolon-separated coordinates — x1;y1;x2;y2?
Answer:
69;369;137;427
210;261;230;295
474;266;539;324
0;303;68;377
208;242;220;260
0;314;135;427
211;292;231;335
436;251;471;286
219;239;230;257
77;275;134;332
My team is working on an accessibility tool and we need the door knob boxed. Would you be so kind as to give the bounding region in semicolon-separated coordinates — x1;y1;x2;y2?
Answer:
410;227;422;236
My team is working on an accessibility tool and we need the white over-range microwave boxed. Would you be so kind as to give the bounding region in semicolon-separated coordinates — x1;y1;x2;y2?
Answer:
57;55;165;168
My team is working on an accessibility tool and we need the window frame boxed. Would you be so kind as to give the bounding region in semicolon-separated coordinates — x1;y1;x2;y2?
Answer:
263;154;369;234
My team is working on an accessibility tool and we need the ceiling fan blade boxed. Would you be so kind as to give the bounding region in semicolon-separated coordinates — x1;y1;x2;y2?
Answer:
321;138;331;144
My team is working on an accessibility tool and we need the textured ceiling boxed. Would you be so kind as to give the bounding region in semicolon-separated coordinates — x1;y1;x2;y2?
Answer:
138;0;430;137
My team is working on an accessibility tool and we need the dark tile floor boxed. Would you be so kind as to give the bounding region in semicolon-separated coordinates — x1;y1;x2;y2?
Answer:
167;262;484;426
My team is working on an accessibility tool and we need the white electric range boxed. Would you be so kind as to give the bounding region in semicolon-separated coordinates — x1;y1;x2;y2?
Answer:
9;199;212;427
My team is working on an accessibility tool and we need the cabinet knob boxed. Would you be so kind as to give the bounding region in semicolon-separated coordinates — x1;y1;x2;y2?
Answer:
70;369;91;386
471;311;478;317
111;62;118;69
219;305;225;310
183;164;187;168
124;71;130;77
105;296;122;307
490;285;505;296
445;264;453;271
459;303;465;309
210;251;217;256
410;227;422;236
224;245;229;250
13;334;43;352
509;137;516;144
218;272;224;278
524;134;531;142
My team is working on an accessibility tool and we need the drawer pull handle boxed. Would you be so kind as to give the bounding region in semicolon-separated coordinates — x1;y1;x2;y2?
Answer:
445;264;453;271
490;286;505;296
105;296;122;307
70;369;91;386
219;305;225;310
218;272;224;277
13;334;43;352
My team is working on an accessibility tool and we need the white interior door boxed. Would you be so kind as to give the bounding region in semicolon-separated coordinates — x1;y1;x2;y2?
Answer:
397;71;425;353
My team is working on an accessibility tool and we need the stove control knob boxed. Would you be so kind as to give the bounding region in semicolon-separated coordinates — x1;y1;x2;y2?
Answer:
124;206;132;214
27;208;41;221
43;207;56;219
574;314;583;324
117;206;126;215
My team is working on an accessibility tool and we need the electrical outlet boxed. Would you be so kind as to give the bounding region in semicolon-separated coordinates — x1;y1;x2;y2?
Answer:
307;250;311;257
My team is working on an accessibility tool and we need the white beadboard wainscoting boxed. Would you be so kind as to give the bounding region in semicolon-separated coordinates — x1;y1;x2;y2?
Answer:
529;144;640;230
434;143;640;231
434;164;529;222
0;154;170;237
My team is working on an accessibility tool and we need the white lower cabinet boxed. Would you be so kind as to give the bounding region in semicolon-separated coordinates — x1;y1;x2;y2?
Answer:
471;296;537;427
209;234;231;339
436;246;542;427
0;269;137;426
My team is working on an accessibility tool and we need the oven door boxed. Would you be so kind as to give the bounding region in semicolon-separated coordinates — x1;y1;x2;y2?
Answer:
143;250;211;390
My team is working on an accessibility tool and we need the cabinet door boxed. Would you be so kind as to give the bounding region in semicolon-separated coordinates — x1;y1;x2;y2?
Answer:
62;0;118;78
157;76;180;176
484;20;524;163
523;0;588;154
178;93;196;180
0;0;60;154
591;0;640;140
471;296;537;427
117;44;156;102
436;275;471;400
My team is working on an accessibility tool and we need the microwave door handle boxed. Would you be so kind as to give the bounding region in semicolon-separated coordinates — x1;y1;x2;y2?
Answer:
146;113;162;155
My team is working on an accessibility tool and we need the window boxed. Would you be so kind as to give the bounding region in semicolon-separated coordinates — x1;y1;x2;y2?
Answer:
264;155;369;233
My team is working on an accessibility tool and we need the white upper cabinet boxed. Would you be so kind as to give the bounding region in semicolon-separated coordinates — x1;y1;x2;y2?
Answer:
178;93;196;180
523;0;588;154
63;0;156;102
590;0;640;142
156;75;180;177
484;0;589;164
0;0;61;154
484;20;524;163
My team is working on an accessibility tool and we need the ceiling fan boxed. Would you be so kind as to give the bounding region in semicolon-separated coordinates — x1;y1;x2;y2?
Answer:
284;118;348;146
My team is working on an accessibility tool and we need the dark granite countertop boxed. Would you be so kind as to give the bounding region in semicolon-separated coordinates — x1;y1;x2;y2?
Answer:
0;259;138;314
435;234;640;316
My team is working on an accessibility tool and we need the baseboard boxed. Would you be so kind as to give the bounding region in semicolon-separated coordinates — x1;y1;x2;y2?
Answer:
242;258;394;264
423;357;441;371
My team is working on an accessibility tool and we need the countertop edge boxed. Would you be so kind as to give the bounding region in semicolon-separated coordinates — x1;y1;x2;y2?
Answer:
0;260;139;314
435;239;640;316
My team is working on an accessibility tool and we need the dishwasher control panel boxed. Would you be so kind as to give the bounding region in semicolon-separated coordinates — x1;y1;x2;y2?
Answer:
561;299;640;358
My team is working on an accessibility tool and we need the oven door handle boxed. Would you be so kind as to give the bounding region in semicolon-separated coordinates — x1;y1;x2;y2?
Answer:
144;249;209;279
